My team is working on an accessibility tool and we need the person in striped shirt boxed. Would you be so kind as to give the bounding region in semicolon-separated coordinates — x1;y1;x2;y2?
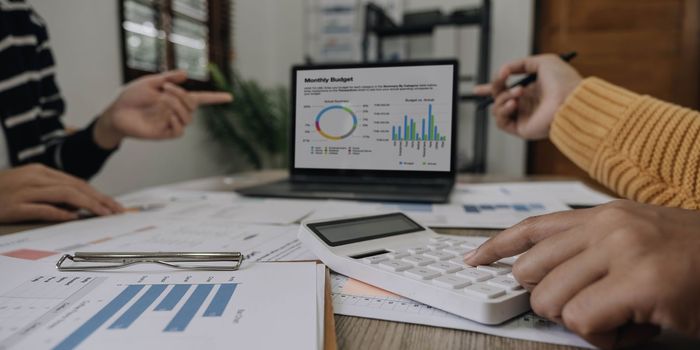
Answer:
471;55;700;348
0;0;231;223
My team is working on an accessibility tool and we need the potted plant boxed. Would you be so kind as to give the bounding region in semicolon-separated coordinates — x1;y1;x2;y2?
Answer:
200;65;289;170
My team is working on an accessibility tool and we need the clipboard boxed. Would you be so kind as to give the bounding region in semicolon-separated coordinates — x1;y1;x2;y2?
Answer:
55;252;338;349
323;267;338;350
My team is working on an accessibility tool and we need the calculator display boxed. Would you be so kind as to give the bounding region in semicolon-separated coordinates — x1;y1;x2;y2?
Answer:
307;213;424;246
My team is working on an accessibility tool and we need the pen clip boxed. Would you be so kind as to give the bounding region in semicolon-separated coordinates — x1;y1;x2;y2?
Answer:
56;252;244;271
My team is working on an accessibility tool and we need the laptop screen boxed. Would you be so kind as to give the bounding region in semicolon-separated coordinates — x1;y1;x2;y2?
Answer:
292;62;456;175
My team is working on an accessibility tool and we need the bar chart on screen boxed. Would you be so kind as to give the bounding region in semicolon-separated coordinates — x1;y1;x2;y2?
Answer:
0;263;320;350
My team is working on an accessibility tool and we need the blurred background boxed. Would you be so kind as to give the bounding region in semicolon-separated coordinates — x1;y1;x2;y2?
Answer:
30;0;700;195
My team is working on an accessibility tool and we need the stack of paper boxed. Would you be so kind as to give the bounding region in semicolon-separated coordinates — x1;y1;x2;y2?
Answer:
330;272;593;348
118;188;319;225
0;217;323;350
0;260;324;350
453;181;615;207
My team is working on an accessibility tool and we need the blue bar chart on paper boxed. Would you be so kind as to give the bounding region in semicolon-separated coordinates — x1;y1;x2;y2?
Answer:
462;203;547;214
0;275;244;350
0;261;319;350
53;282;238;350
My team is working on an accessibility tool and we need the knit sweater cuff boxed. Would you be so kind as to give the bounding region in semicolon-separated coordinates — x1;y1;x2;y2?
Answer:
549;77;641;173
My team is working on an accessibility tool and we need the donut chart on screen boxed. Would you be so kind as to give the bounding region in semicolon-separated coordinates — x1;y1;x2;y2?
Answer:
314;105;358;140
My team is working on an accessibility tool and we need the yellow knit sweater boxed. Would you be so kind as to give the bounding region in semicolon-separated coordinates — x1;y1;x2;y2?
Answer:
550;77;700;210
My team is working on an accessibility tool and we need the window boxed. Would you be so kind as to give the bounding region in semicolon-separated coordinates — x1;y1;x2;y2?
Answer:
119;0;231;86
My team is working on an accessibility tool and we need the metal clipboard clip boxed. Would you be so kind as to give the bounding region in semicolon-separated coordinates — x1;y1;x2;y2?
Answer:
56;252;244;271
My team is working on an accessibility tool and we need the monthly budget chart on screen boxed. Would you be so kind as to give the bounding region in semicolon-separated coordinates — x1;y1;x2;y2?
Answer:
294;64;454;172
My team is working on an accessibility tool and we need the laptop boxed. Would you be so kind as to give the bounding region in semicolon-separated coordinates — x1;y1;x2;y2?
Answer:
237;60;458;203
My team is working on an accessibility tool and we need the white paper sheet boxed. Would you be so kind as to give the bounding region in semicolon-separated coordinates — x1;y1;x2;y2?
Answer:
330;273;593;348
0;216;317;268
445;191;572;228
316;264;326;350
304;197;571;229
455;181;615;207
117;188;318;225
0;262;321;350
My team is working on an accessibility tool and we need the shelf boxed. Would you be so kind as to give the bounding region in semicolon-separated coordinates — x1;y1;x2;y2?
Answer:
373;15;483;37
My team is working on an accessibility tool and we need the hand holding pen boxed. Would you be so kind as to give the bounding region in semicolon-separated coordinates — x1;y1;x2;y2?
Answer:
473;52;581;140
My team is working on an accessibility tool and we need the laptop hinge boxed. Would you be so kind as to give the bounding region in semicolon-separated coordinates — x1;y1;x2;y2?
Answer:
290;174;453;186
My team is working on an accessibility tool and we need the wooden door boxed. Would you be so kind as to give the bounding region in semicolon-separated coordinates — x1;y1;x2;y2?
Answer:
529;0;700;177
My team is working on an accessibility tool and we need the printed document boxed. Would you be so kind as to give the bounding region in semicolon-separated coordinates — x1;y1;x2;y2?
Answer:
331;273;593;348
0;262;322;350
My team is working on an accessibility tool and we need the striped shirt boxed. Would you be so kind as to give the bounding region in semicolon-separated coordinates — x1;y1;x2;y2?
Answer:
0;0;114;179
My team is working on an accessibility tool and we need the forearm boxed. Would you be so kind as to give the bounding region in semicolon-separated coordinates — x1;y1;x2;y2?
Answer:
550;77;700;209
52;119;117;179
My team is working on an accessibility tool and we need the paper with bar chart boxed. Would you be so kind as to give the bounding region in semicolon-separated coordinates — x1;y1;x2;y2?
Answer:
303;194;571;230
0;263;320;350
295;64;454;171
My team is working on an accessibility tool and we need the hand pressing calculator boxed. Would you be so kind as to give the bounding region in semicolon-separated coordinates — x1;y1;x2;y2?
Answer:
298;212;530;324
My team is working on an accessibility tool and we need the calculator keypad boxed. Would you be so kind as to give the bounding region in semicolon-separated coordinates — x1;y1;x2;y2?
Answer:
362;236;523;300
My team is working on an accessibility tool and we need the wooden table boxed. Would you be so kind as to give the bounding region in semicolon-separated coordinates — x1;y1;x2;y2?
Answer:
2;170;699;350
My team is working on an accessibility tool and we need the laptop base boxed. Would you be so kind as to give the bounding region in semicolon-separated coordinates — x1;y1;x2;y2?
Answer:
237;180;452;203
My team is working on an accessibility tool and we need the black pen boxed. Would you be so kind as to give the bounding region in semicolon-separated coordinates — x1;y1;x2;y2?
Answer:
477;51;578;109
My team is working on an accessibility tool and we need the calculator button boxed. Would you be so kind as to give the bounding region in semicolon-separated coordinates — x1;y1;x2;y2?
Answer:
459;237;485;248
426;243;448;250
499;256;519;265
405;267;441;280
407;247;430;254
487;276;522;291
460;242;479;249
443;247;471;255
362;254;389;264
423;251;455;261
476;263;512;275
455;268;493;282
464;284;505;299
387;250;410;259
433;275;470;289
426;262;463;274
402;255;435;266
449;257;468;266
378;260;413;272
443;239;465;246
429;236;450;243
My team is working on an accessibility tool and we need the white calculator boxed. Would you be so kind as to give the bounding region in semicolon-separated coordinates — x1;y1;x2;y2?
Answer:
298;212;530;324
